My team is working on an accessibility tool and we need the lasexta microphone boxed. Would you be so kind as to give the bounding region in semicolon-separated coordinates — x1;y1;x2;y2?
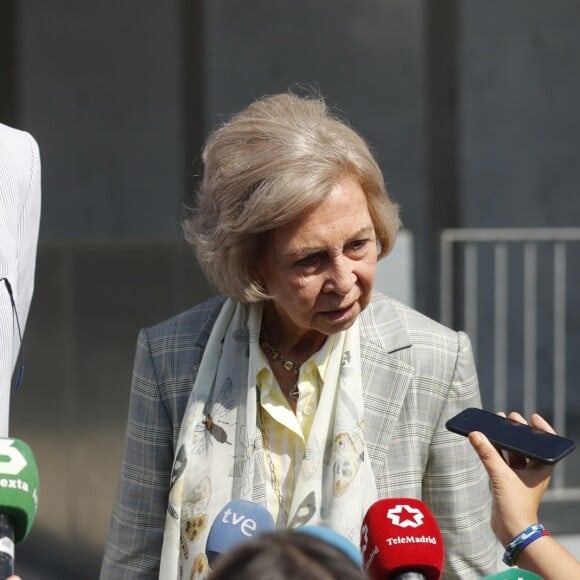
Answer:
205;499;275;567
0;438;39;579
361;498;444;580
482;568;542;579
297;525;363;568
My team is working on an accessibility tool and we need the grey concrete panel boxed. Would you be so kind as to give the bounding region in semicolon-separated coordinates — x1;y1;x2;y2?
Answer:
17;0;185;239
459;1;580;414
460;0;580;227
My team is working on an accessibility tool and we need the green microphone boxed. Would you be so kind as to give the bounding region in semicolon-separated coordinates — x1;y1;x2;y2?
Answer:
0;438;39;579
482;568;543;579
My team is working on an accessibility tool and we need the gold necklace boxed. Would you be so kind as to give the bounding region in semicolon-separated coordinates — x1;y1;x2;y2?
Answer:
258;398;289;525
259;329;300;401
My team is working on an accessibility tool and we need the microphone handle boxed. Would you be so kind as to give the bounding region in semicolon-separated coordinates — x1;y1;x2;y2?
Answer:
0;514;14;580
392;572;427;580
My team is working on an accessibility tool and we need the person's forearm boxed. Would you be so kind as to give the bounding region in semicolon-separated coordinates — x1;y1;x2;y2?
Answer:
515;535;580;579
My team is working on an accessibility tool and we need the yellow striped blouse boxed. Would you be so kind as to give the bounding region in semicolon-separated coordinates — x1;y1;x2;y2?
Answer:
256;334;335;526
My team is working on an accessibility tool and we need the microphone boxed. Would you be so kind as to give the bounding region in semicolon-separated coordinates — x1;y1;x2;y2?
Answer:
297;525;363;568
205;499;275;567
482;568;543;579
361;498;444;580
0;438;39;580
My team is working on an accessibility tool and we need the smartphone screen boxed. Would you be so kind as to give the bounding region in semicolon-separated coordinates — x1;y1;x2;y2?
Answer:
445;407;576;464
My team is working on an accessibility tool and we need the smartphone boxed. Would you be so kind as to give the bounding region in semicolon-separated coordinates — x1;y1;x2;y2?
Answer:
445;407;576;464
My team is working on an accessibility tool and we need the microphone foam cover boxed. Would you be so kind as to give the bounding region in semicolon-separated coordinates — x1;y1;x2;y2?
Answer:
205;499;275;567
361;498;444;580
0;438;39;543
482;568;543;579
297;525;363;568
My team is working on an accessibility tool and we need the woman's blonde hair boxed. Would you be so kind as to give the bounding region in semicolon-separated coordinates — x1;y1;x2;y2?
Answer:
184;92;400;303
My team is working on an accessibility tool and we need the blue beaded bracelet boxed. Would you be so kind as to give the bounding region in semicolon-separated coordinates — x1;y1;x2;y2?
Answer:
502;523;551;567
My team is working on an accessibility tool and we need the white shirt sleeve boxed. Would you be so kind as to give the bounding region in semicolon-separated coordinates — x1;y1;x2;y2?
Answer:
0;123;42;436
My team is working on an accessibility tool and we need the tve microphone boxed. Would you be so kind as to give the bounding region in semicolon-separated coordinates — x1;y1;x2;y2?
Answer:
297;525;363;568
482;568;542;579
205;499;275;567
0;438;39;580
361;498;444;580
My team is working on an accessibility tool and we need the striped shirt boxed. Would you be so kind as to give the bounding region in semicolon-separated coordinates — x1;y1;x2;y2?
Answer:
256;334;335;526
0;124;41;436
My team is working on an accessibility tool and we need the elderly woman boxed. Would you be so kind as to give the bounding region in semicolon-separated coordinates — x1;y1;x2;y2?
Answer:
101;93;497;579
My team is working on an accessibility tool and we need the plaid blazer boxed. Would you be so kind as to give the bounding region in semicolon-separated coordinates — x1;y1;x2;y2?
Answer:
100;291;497;579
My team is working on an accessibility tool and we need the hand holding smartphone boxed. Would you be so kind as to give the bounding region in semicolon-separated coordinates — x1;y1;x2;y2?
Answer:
445;408;576;464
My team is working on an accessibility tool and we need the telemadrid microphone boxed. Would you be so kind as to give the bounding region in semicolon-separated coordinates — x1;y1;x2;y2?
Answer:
205;499;275;567
297;525;363;568
482;568;542;579
0;438;39;580
361;498;444;580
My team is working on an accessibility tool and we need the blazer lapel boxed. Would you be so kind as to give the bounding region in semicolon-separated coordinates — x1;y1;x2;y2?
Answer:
360;293;414;467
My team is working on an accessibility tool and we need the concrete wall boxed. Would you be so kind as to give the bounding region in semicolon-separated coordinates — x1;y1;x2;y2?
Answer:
18;0;184;239
459;0;580;414
460;0;580;228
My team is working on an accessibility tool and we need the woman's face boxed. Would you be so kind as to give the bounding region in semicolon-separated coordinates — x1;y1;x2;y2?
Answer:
258;177;377;344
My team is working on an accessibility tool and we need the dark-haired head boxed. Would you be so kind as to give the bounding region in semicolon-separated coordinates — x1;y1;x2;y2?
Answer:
208;529;365;580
